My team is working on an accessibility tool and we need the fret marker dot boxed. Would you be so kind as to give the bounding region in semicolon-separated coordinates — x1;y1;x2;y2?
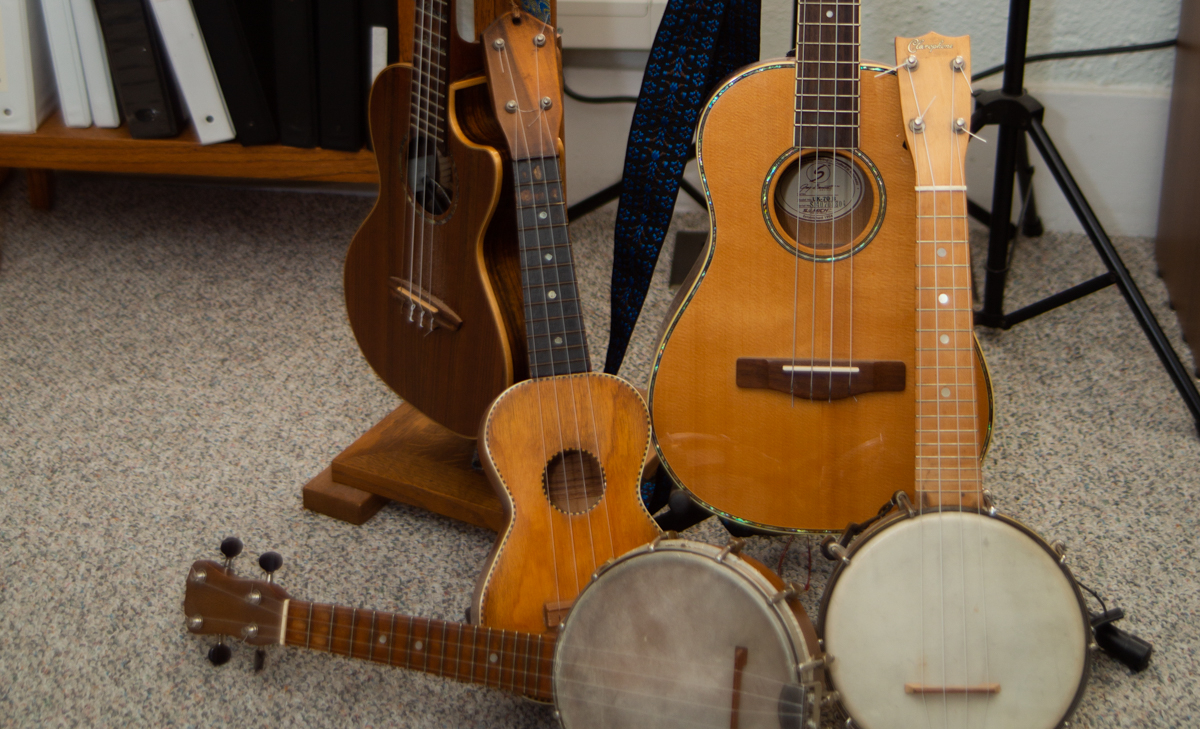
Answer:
489;653;499;663
941;387;951;398
378;636;387;644
937;247;947;258
414;641;423;651
547;290;557;299
826;9;833;16
940;334;950;344
554;337;563;344
539;211;548;219
938;293;950;305
544;253;553;261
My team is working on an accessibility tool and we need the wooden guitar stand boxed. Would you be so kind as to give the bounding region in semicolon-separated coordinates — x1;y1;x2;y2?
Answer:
301;403;504;531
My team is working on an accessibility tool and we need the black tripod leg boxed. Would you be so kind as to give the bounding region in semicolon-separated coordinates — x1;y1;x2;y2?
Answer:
976;121;1024;328
1016;135;1044;237
1026;117;1200;430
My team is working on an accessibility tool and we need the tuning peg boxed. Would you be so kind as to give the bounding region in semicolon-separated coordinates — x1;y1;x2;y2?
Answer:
258;552;283;583
207;642;232;666
219;536;243;570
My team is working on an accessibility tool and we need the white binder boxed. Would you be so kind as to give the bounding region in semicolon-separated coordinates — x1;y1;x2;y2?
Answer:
39;0;89;127
69;0;118;127
0;0;57;133
146;0;233;145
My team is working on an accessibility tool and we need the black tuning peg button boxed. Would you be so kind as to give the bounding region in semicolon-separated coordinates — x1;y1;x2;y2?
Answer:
207;643;232;666
258;552;283;581
219;536;243;560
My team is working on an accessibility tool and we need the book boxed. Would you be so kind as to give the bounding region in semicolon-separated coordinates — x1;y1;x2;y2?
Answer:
145;0;234;144
314;0;360;151
69;0;120;127
0;0;57;133
271;0;317;147
94;0;183;139
39;0;91;127
359;0;395;147
191;0;277;145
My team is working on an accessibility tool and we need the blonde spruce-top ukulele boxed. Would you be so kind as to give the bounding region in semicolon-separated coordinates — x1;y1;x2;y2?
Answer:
818;35;1091;729
469;10;662;636
647;0;993;533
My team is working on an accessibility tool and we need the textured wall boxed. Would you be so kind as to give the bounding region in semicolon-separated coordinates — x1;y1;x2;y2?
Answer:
761;0;1180;89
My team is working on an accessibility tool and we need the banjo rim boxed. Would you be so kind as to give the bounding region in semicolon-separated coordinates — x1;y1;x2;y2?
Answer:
816;505;1093;729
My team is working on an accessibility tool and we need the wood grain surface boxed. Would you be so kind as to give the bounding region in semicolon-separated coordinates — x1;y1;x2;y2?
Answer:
344;70;516;438
649;61;992;533
473;373;661;635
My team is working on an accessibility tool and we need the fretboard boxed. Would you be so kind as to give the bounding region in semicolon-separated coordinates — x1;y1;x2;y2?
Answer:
283;600;555;701
794;0;860;149
914;187;982;505
410;0;450;146
513;156;591;379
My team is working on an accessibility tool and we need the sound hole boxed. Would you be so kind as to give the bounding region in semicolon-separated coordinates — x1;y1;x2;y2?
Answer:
543;449;606;514
771;150;878;259
405;134;454;216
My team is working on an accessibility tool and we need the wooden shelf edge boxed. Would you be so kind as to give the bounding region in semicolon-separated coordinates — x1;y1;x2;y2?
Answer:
0;111;379;184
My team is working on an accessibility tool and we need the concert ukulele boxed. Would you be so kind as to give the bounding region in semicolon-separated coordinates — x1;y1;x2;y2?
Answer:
343;0;526;438
184;536;824;727
469;10;663;636
817;34;1091;729
647;0;993;532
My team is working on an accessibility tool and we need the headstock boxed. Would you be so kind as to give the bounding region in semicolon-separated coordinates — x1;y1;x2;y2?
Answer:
183;558;289;649
481;10;563;160
895;32;973;187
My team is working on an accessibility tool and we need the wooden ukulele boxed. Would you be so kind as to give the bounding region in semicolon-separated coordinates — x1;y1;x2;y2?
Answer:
184;537;824;727
469;11;662;636
818;36;1091;729
647;0;993;533
343;0;526;438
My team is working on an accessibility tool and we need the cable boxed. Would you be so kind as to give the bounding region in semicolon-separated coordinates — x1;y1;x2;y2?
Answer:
563;82;638;104
972;38;1178;82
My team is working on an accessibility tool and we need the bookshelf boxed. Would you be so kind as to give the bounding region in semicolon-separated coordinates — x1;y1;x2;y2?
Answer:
0;110;379;208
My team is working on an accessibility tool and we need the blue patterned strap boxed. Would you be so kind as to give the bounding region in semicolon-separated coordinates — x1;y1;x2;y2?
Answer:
603;0;761;375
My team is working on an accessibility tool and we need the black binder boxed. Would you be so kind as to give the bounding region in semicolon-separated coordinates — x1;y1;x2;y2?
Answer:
360;0;398;145
273;0;319;147
192;0;278;145
94;0;182;139
315;0;361;151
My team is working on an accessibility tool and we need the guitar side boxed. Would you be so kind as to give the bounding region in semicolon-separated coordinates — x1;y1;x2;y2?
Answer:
344;68;515;438
649;60;993;533
472;374;662;635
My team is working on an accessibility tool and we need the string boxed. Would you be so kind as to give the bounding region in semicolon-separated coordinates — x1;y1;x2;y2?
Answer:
423;0;450;333
403;2;423;324
788;1;804;407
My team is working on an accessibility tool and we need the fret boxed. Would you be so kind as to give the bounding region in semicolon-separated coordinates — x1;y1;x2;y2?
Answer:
532;636;544;697
387;613;396;666
350;608;361;660
403;616;415;670
438;622;449;677
305;600;314;649
419;618;430;673
324;604;335;651
453;623;466;683
521;633;532;696
407;115;446;139
367;610;377;662
408;79;447;102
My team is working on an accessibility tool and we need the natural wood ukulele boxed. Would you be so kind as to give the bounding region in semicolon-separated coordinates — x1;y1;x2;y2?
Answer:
469;11;662;635
343;0;526;438
818;36;1090;728
647;0;993;532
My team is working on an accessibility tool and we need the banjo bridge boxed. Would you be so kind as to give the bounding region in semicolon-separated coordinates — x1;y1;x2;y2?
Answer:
904;683;1001;695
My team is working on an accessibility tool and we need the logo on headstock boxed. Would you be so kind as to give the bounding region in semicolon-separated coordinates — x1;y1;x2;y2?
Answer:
908;38;955;54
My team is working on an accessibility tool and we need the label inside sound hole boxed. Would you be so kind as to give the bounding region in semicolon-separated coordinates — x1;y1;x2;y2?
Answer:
777;154;865;223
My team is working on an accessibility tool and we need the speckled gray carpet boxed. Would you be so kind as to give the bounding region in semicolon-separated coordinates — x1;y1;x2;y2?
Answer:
1;171;1197;728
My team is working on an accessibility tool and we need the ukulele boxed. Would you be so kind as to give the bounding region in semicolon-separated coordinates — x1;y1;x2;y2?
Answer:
183;537;823;727
343;0;526;438
647;0;994;532
469;10;663;636
817;35;1091;729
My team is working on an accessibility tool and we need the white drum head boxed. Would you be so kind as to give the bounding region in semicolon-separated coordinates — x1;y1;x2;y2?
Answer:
823;511;1088;729
554;543;812;729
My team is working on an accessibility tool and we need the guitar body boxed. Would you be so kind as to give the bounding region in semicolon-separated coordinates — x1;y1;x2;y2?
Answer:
473;373;662;635
648;60;993;533
344;68;515;438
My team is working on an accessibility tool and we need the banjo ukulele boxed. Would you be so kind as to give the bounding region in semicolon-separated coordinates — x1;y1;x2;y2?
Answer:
817;34;1092;729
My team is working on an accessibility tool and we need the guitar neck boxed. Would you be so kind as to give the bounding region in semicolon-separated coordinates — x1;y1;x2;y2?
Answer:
513;154;592;379
411;0;451;147
282;600;555;701
794;0;861;149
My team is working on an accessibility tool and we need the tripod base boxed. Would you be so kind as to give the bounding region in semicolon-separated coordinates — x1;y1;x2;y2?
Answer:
301;403;504;530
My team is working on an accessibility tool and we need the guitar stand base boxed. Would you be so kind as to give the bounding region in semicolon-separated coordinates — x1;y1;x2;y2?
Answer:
301;402;505;530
